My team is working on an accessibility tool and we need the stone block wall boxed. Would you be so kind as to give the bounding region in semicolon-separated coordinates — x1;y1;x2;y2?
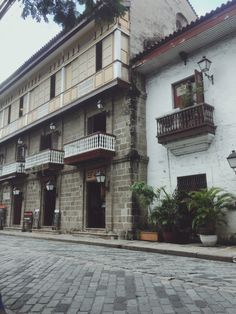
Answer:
60;169;83;231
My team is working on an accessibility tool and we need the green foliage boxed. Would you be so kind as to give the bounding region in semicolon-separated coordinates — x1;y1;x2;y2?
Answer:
180;82;204;108
130;182;157;209
19;0;126;30
187;187;236;235
150;187;179;232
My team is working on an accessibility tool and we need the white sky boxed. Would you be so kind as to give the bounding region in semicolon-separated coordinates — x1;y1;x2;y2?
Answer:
0;0;229;84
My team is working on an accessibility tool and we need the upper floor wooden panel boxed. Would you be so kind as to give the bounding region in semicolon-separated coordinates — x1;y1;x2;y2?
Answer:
0;22;130;142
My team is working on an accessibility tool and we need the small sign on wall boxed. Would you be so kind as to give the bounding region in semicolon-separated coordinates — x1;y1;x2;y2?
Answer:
3;192;10;200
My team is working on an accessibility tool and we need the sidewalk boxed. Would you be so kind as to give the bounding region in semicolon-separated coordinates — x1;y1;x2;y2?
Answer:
1;229;236;263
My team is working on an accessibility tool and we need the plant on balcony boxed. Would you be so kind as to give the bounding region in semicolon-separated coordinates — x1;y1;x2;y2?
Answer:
180;82;204;109
186;187;236;246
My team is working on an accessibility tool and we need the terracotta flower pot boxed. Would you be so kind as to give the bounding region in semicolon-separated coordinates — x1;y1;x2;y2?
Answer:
139;231;158;242
162;231;175;243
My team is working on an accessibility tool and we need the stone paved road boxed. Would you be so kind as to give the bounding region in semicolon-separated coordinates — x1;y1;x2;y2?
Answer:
0;236;236;313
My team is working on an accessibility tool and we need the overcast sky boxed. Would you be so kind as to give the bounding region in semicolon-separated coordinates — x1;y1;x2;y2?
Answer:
0;0;228;84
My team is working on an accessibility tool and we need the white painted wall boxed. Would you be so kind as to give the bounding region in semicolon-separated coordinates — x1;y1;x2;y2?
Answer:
146;33;236;236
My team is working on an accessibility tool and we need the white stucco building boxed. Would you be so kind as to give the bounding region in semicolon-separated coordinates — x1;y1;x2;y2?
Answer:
133;0;236;239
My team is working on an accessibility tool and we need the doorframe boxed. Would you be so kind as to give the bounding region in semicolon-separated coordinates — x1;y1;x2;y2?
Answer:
85;167;106;230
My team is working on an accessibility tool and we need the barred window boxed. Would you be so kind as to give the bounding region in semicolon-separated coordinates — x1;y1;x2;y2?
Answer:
177;174;207;192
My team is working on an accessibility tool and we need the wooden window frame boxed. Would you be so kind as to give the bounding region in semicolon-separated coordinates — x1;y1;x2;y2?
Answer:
172;70;204;109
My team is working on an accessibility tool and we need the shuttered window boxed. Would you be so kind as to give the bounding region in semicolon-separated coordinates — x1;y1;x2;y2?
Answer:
177;174;207;192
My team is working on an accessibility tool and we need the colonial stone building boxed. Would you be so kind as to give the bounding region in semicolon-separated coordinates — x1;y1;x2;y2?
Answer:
133;0;236;239
0;0;195;236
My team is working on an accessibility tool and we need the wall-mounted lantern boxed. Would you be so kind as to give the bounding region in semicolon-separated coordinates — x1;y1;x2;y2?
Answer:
13;187;21;196
49;122;60;135
96;170;106;183
227;150;236;174
46;180;54;191
17;138;23;145
197;56;214;84
96;100;110;116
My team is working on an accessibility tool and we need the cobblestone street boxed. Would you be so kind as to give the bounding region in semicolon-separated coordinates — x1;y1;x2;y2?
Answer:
0;235;236;313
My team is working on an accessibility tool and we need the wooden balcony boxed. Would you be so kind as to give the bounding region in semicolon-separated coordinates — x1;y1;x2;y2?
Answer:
156;103;216;155
0;162;25;181
64;132;116;165
25;149;64;172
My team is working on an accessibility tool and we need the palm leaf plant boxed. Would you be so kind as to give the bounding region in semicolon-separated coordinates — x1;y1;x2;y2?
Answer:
187;187;236;235
130;182;159;235
150;187;179;232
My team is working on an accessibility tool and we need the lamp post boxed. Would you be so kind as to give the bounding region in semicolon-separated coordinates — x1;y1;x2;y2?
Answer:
227;150;236;174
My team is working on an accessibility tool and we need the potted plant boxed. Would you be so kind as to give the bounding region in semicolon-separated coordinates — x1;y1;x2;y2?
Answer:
187;187;236;246
130;182;159;241
151;187;179;243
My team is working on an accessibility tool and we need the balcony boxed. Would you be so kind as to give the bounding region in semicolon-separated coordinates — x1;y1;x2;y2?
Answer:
25;149;64;172
156;103;216;155
64;132;116;165
0;162;25;181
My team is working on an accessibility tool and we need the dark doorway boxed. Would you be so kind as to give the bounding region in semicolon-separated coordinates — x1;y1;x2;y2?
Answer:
87;112;106;134
43;188;56;226
87;182;105;228
13;193;22;225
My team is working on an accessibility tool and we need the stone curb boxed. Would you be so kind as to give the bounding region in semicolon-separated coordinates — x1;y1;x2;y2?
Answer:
1;231;235;263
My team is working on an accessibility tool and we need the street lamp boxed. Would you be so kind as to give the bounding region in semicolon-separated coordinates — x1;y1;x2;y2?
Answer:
227;150;236;173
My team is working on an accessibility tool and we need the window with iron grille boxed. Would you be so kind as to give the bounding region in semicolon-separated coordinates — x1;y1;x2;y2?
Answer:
177;174;207;192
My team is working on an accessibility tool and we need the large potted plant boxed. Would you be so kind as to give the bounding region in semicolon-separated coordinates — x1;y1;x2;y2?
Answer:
130;182;159;241
151;187;179;243
187;187;236;246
